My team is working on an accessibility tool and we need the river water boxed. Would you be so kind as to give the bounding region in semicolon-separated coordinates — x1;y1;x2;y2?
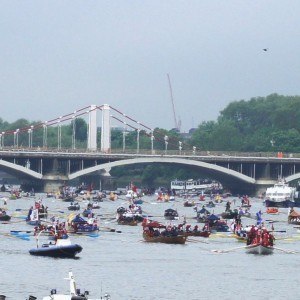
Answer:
0;193;299;300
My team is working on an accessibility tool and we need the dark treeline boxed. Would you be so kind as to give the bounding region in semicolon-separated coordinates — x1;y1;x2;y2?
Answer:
190;93;300;153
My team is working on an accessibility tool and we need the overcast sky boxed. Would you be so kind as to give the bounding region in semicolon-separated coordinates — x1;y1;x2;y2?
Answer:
1;1;300;132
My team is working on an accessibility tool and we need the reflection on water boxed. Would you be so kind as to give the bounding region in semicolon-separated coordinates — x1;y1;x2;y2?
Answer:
0;194;299;299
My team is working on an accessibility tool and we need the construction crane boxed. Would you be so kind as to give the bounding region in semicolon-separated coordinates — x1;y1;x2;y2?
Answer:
167;74;181;132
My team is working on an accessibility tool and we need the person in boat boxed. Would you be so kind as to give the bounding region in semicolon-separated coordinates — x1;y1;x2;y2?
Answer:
202;223;209;232
268;232;275;246
247;225;256;245
256;210;263;225
27;206;33;220
193;225;199;232
225;201;231;212
185;224;192;232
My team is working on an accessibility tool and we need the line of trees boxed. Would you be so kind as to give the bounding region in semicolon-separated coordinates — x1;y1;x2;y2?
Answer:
189;93;300;153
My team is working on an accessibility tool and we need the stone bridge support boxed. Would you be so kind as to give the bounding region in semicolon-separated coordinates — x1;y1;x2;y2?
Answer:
101;104;111;153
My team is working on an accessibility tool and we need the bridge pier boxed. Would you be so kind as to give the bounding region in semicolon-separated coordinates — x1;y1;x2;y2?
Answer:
101;104;111;153
88;104;97;151
42;175;69;193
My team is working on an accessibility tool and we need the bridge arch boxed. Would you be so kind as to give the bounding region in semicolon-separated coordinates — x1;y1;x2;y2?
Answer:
0;160;42;180
285;173;300;183
68;157;256;184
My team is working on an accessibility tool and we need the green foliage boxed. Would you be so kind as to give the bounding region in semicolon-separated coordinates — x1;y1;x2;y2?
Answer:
190;93;300;153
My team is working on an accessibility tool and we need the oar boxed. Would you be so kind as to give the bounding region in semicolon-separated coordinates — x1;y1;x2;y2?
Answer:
212;245;250;253
187;238;209;244
99;227;122;233
272;246;297;254
9;232;30;241
10;230;32;234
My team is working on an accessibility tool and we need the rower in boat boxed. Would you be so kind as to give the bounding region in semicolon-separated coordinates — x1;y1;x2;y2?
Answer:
246;225;275;255
0;207;11;221
288;207;300;224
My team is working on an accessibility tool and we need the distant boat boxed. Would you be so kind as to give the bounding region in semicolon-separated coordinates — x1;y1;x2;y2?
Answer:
183;200;195;207
133;198;143;205
288;208;300;225
142;220;187;244
67;202;80;211
164;208;179;220
171;179;222;192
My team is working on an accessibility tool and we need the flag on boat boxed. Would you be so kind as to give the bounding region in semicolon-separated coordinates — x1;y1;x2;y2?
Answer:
30;209;39;221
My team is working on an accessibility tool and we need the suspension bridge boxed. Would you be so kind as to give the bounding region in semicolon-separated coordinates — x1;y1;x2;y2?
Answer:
1;104;300;193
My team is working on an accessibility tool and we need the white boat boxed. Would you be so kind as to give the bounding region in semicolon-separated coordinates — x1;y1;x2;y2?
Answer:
40;271;109;300
264;179;296;208
246;244;274;255
125;190;138;199
170;179;221;192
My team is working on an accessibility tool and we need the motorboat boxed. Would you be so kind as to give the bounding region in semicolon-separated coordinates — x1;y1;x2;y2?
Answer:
29;271;109;299
29;231;82;258
68;202;80;211
264;180;296;208
164;208;179;220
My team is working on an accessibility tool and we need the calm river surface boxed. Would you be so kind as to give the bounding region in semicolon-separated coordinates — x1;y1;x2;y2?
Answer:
0;193;299;300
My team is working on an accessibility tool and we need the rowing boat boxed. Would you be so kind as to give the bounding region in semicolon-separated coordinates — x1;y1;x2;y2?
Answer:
246;244;274;255
143;232;187;244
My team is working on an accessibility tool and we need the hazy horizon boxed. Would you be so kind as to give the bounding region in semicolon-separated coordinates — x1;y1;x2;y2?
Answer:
1;1;300;132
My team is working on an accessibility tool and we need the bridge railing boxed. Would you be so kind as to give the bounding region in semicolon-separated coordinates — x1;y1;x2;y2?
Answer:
0;146;298;158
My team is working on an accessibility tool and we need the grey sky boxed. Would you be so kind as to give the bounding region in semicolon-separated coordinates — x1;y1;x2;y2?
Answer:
0;1;299;132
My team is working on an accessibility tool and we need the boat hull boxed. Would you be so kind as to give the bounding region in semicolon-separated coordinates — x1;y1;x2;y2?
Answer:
0;215;11;221
143;233;187;244
265;199;294;208
185;231;210;238
117;219;138;226
246;244;274;255
29;244;82;258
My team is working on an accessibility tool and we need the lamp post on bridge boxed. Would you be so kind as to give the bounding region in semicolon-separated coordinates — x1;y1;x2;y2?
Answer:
150;131;154;154
164;135;169;154
28;128;32;148
136;122;140;154
43;122;48;148
72;113;76;150
57;118;62;150
122;122;127;153
179;141;182;155
1;132;4;149
193;146;196;155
